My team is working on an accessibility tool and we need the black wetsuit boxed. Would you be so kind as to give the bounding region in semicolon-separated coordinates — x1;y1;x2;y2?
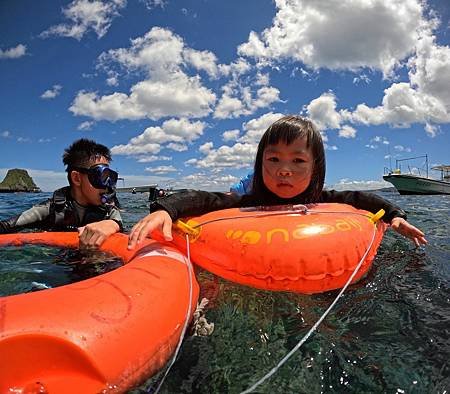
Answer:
0;186;122;233
150;189;407;223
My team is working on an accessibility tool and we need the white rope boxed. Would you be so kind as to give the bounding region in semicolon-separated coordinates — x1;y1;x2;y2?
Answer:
154;207;381;392
240;222;379;394
152;233;194;394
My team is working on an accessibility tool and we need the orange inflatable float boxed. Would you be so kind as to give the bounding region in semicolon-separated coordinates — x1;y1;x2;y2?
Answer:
169;203;387;294
0;232;199;393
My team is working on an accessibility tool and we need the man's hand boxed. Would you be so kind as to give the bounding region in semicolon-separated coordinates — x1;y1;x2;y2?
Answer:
128;210;173;250
390;217;427;247
78;220;120;248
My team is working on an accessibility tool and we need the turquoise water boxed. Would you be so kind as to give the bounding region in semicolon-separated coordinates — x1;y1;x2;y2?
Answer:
1;192;449;393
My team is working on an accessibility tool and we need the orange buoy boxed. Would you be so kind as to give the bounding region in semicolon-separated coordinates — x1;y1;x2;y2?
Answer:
169;203;387;294
0;232;199;393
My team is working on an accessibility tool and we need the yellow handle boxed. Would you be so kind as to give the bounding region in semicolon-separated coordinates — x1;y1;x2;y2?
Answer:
174;220;200;237
369;209;385;224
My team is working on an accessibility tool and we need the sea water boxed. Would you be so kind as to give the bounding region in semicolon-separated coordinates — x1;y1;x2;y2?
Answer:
0;191;448;393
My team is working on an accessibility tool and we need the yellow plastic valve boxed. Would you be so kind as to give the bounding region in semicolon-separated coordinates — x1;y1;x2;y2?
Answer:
369;209;385;224
175;219;200;237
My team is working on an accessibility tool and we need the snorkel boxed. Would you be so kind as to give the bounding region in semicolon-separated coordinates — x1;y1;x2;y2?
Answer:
71;164;119;206
101;186;117;205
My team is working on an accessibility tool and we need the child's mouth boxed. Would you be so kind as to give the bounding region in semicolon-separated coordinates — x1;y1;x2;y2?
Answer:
277;182;292;188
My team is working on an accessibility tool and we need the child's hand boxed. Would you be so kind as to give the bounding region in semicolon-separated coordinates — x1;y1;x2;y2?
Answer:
128;210;173;250
78;220;120;248
390;217;427;247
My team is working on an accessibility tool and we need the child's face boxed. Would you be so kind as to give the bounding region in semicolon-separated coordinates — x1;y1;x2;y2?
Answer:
262;137;314;198
76;156;111;206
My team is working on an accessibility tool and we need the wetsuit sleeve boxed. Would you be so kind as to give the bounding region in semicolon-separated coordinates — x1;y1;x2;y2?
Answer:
319;190;407;223
108;206;123;232
150;190;244;220
0;202;51;233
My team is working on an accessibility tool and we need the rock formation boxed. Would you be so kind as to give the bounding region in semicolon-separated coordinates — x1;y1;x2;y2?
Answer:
0;169;41;193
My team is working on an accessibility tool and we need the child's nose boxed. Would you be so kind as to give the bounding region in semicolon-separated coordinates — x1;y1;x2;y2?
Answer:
278;167;293;176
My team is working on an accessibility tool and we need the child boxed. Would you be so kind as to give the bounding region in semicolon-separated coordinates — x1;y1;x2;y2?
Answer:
128;116;426;249
0;138;122;247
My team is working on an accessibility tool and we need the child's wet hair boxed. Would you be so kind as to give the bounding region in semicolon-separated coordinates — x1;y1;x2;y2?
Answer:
252;115;325;202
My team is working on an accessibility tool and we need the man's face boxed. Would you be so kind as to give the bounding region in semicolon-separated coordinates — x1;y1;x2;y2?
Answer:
74;156;110;206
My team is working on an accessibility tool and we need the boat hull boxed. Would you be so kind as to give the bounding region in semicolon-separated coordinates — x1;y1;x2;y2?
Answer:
383;174;450;195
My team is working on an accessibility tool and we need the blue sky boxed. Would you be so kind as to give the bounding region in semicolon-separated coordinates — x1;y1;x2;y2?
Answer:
1;0;449;192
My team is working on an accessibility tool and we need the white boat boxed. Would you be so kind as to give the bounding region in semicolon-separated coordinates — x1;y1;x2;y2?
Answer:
383;155;450;195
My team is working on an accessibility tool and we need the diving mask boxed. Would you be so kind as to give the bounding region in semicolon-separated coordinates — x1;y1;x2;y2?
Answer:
72;164;119;190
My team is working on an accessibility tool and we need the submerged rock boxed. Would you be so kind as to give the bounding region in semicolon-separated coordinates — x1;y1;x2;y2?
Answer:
0;168;41;193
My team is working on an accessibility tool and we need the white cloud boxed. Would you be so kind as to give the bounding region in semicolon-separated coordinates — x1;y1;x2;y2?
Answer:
183;48;219;78
338;125;356;139
330;178;391;191
139;0;166;10
238;0;433;77
350;81;449;128
186;142;255;170
70;74;215;121
213;79;281;119
41;84;62;99
394;145;412;153
424;123;439;137
137;155;171;162
186;112;285;171
77;121;94;130
169;172;239;191
238;112;284;144
111;118;205;156
0;44;26;59
222;129;240;142
72;28;217;121
40;0;126;40
306;92;341;130
1;131;11;138
145;165;177;174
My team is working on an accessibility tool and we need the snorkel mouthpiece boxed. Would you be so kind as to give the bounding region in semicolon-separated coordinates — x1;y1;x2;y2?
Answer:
101;187;116;205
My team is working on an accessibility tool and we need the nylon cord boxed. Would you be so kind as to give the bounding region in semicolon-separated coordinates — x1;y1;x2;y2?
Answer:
151;233;194;394
240;221;379;394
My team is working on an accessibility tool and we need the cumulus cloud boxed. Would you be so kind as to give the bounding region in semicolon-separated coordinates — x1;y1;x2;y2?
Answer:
238;0;433;77
338;125;356;139
214;77;281;119
168;172;239;191
139;0;166;10
222;129;240;142
71;28;217;121
137;155;171;163
77;121;94;130
41;84;62;99
330;178;391;191
186;112;284;170
70;74;215;121
306;92;341;130
111;118;205;156
0;44;26;59
238;112;284;144
40;0;126;40
186;142;256;169
350;82;449;128
145;165;177;175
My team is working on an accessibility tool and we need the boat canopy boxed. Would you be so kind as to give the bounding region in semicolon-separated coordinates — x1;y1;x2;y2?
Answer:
431;165;450;171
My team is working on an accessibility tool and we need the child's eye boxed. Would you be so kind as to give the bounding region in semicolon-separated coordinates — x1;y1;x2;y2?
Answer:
293;158;306;163
267;156;279;162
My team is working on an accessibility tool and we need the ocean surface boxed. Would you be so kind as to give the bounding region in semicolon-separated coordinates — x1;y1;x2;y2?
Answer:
0;191;449;393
